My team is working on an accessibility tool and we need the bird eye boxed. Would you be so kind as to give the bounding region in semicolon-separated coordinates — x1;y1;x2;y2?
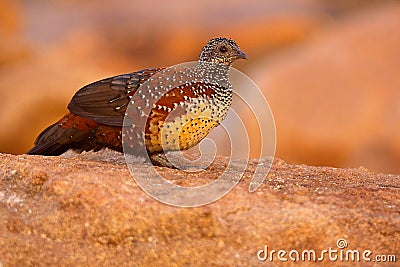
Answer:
219;46;228;53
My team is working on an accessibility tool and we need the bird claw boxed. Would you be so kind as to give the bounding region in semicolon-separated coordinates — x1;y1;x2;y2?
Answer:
149;153;177;169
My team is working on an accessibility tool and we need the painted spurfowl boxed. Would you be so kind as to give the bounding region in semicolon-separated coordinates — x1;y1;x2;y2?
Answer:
27;37;247;167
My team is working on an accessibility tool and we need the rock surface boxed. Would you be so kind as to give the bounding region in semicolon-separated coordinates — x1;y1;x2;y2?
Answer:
0;152;398;266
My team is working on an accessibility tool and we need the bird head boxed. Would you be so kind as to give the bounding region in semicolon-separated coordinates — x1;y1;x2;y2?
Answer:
199;37;247;66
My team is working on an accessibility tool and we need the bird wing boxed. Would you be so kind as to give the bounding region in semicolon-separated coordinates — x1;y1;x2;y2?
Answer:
67;68;163;126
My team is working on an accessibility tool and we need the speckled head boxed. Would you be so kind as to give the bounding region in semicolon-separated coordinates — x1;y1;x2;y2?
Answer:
199;37;247;66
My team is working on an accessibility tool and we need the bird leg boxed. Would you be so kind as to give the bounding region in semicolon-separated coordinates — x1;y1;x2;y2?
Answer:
149;153;177;169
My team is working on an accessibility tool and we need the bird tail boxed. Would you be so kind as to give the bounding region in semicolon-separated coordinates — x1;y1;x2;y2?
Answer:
27;121;88;156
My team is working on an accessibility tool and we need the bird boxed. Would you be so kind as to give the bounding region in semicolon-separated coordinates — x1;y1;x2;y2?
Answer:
27;37;247;167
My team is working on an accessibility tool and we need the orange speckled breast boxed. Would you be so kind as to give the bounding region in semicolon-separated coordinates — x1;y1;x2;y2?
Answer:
143;85;225;154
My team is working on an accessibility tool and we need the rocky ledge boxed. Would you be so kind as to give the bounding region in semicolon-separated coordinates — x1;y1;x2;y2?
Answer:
0;152;398;266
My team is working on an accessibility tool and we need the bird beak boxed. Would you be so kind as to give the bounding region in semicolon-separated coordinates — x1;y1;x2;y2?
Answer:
236;49;248;60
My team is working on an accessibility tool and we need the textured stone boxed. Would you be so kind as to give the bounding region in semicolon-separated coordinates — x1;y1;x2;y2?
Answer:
0;152;398;266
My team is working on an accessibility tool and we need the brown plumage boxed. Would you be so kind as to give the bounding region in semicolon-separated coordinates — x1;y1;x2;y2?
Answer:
27;37;247;167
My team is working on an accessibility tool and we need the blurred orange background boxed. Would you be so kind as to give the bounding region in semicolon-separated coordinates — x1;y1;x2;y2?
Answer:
1;0;399;174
